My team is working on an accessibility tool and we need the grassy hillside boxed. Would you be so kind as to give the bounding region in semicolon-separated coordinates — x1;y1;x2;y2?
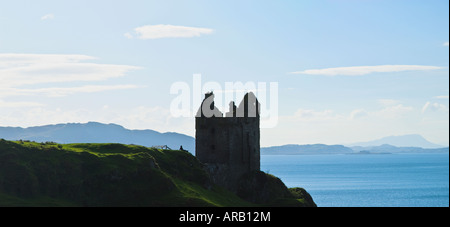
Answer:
0;139;315;207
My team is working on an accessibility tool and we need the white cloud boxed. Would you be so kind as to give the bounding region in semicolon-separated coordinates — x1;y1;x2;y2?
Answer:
0;53;95;67
377;99;399;106
124;32;133;39
4;85;141;97
0;99;44;108
374;104;414;119
0;107;93;127
0;53;141;89
292;109;339;121
130;24;214;39
444;42;449;47
350;109;368;119
350;104;414;120
41;14;54;20
435;95;449;99
290;65;443;76
422;102;449;113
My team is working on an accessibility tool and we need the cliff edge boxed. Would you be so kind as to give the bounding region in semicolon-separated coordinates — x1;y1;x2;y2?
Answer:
0;139;316;207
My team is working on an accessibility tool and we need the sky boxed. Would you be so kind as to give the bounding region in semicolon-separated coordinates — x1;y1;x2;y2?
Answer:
0;0;448;147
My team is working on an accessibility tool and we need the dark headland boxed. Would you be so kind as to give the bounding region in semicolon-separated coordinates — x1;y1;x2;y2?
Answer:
0;139;315;207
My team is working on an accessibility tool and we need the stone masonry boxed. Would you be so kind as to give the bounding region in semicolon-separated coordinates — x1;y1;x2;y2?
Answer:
195;92;260;192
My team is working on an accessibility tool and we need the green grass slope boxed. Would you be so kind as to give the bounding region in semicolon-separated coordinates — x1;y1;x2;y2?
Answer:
0;139;315;207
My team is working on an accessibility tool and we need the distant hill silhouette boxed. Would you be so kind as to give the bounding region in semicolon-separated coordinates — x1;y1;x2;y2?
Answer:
261;144;354;155
348;134;445;148
261;143;449;155
0;122;195;154
1;123;447;156
350;144;449;154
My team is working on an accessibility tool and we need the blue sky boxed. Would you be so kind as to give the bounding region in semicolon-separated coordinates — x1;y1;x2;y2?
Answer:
0;0;448;146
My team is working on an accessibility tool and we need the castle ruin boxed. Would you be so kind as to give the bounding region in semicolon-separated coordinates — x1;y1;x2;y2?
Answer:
195;92;260;192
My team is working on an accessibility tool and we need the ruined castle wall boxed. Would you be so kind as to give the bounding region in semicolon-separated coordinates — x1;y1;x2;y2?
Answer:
195;116;260;192
195;91;260;192
242;117;260;172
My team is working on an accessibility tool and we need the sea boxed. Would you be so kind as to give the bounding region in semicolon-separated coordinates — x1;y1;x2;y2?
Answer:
261;153;449;207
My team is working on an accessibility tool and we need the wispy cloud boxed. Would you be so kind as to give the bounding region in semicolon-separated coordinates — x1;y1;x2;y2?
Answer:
0;99;44;108
350;109;368;119
123;32;133;39
377;99;399;106
290;65;444;76
292;109;339;121
375;104;414;118
41;13;54;20
3;85;141;97
0;53;141;97
126;24;214;39
0;53;140;88
444;42;449;47
434;95;449;99
351;104;414;120
422;102;449;113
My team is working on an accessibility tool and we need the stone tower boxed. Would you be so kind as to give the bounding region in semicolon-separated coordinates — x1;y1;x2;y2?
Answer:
195;92;260;192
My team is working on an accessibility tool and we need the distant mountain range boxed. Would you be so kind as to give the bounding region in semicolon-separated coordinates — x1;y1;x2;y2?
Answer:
0;122;448;156
347;134;445;149
261;143;449;155
0;122;195;154
349;144;449;154
261;144;354;155
261;134;448;155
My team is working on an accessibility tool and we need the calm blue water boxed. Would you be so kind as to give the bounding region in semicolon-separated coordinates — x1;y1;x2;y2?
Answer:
261;153;449;207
